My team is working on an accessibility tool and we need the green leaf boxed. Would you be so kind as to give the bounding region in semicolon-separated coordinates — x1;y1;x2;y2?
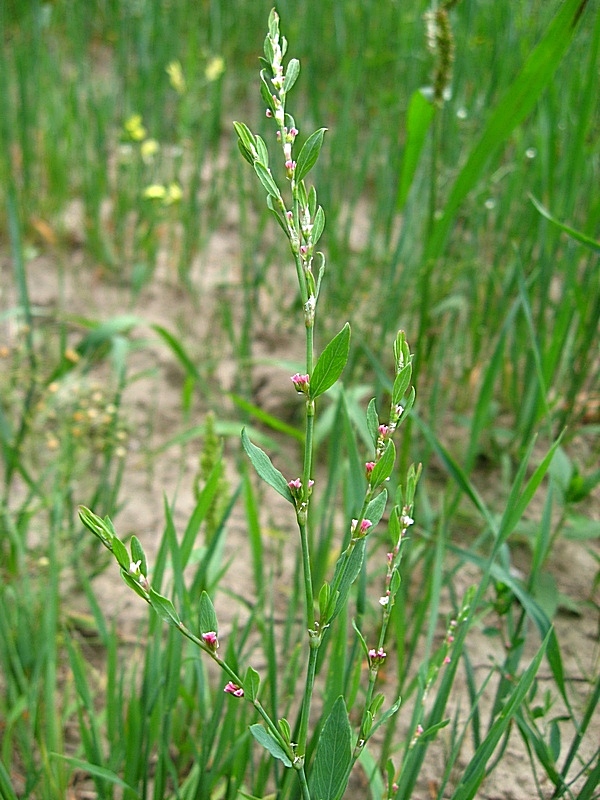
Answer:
397;88;436;210
364;489;388;527
111;536;130;571
249;724;292;768
120;570;149;601
51;755;141;797
254;161;281;199
130;536;147;577
330;540;366;622
284;58;300;94
530;195;600;253
255;134;269;167
78;506;114;549
310;323;351;399
295;127;327;183
311;205;325;247
233;120;258;163
244;666;261;702
366;398;379;446
370;441;396;489
310;696;352;800
241;428;294;504
148;589;181;628
392;362;412;407
199;591;218;635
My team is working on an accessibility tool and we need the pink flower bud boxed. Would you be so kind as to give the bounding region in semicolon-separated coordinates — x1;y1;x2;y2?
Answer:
291;373;310;394
202;631;219;650
224;681;244;697
368;647;387;665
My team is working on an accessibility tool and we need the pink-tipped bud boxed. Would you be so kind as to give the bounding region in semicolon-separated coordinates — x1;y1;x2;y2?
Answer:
351;518;373;537
224;681;244;697
202;631;219;650
365;461;375;479
378;424;390;438
444;656;451;665
368;647;387;665
285;159;296;171
291;373;310;394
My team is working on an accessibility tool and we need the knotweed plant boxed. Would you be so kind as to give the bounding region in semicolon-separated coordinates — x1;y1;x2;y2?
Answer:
80;11;419;798
77;9;559;800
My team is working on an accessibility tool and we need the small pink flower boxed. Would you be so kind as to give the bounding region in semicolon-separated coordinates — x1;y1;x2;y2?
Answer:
368;647;387;665
224;681;244;697
202;631;218;650
266;108;273;118
416;724;424;736
291;373;310;394
443;656;451;665
378;424;390;438
365;461;375;478
285;159;296;171
351;518;372;536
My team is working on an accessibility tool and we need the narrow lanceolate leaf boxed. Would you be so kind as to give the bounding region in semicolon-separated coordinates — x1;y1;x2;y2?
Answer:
366;398;379;447
111;536;130;571
370;441;396;489
244;666;261;702
130;536;147;577
249;724;292;768
241;428;294;504
397;88;436;210
310;696;352;800
233;121;258;163
295;127;327;182
284;57;300;94
392;362;412;407
78;506;113;549
310;323;351;400
199;591;218;635
311;205;325;247
330;540;366;622
148;588;181;627
530;195;600;252
364;488;388;527
254;161;282;199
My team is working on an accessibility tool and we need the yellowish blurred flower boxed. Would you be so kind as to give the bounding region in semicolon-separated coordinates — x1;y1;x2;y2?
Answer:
166;60;186;94
140;138;160;162
205;55;225;82
143;183;167;200
125;113;147;141
164;182;183;205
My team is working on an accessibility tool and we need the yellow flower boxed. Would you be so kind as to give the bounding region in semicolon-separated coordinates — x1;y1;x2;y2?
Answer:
125;113;147;141
205;56;225;82
143;184;166;200
140;138;160;162
166;60;186;94
165;182;183;205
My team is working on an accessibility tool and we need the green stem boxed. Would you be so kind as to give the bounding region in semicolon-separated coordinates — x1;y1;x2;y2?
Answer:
297;764;312;800
297;641;319;757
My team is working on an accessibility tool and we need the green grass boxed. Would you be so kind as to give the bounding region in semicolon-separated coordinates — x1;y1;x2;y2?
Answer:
1;1;599;798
